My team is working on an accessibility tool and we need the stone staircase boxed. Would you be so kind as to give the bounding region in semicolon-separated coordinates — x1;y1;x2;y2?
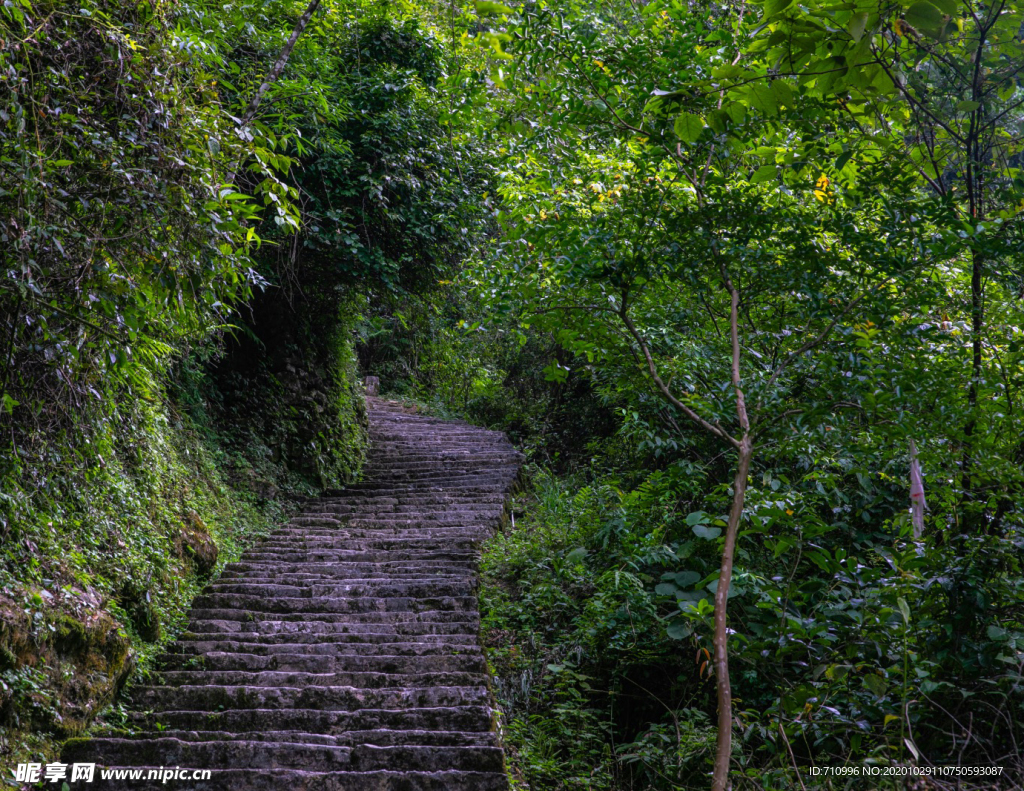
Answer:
63;397;522;789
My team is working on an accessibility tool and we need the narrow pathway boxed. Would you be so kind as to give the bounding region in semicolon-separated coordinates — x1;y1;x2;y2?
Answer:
64;397;522;789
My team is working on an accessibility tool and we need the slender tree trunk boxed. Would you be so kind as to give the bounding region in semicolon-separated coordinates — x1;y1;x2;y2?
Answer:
712;434;752;791
960;246;984;512
228;0;322;185
240;0;322;129
712;275;752;791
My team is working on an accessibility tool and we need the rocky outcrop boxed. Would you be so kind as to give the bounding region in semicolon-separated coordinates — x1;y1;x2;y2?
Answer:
62;398;522;789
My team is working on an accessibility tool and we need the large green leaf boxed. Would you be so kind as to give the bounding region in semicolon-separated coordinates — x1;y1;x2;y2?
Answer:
746;83;779;117
674;113;705;144
693;524;723;540
847;11;868;41
904;1;945;37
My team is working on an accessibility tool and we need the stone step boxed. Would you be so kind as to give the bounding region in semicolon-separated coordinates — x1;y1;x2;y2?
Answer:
128;706;495;734
189;594;479;614
65;738;504;773
132;684;491;712
187;619;481;636
202;581;476;599
163;640;482;658
206;574;474;588
312;494;508;506
286;512;501;523
221;557;479;569
158;652;487;674
260;526;494;539
189;610;480;625
342;481;511;493
65;737;352;772
124;729;498;748
239;549;481;562
241;537;483;552
153;670;488;689
64;396;521;787
296;506;501;517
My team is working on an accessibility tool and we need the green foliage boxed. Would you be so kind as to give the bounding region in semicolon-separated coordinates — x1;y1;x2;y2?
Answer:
461;0;1024;786
0;386;293;774
0;0;270;425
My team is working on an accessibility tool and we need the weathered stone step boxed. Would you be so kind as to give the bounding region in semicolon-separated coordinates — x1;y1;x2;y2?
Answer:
189;610;480;626
286;509;501;522
312;494;508;506
188;619;480;636
221;557;479;569
212;573;476;586
129;705;496;734
162;643;481;663
133;684;491;712
64;737;352;771
299;510;499;522
168;633;481;649
159;652;487;674
261;526;494;538
66;738;504;773
363;455;520;466
239;549;480;562
189;594;479;614
242;537;482;551
347;473;515;485
202;581;475;599
124;729;498;748
343;481;511;493
154;670;488;689
285;512;487;523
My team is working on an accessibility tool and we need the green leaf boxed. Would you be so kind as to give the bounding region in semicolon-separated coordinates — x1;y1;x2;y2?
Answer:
848;11;869;41
674;571;701;587
655;582;678;596
723;102;746;124
693;524;723;540
751;164;777;183
863;673;887;697
987;625;1008;641
904;2;945;37
566;547;588;564
747;84;779;117
708;110;731;134
686;511;708;526
764;0;795;19
835;150;853;171
475;1;513;14
772;79;795;108
666;619;693;640
956;100;980;112
674;113;705;144
928;0;958;14
897;596;911;624
51;159;74;166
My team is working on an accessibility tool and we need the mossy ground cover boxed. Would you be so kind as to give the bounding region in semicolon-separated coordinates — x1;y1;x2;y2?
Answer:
0;359;367;777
